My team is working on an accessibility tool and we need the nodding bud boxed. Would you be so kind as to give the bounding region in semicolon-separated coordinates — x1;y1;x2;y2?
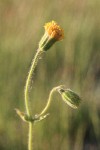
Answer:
39;21;64;51
58;88;81;109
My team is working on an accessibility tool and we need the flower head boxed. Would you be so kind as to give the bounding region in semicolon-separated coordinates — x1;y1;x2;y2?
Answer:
44;21;64;41
39;21;64;51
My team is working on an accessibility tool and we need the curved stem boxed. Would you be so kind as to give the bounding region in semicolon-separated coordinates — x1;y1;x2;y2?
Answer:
39;86;59;116
28;122;33;150
24;49;44;116
24;49;44;150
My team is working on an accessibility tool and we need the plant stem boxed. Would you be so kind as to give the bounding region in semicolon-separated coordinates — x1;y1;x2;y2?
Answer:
39;85;64;116
28;122;33;150
39;87;57;116
24;49;44;116
24;48;44;150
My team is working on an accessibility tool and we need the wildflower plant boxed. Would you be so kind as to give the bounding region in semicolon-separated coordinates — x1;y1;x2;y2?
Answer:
16;21;81;150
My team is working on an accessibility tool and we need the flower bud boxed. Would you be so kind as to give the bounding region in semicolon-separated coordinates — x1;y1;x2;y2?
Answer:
58;88;81;109
39;21;64;51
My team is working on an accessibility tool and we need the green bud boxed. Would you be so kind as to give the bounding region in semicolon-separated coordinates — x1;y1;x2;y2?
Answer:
58;88;81;109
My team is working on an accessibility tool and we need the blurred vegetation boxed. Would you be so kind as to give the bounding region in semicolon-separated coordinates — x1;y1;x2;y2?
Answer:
0;0;100;150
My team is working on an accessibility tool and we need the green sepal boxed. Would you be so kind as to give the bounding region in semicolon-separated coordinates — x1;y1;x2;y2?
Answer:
39;32;56;51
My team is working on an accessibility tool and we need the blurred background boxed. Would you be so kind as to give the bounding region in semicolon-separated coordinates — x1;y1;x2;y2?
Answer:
0;0;100;150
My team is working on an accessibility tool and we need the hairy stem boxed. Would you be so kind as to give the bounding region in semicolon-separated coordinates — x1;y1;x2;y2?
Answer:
39;87;58;116
24;48;44;150
28;122;33;150
24;49;44;116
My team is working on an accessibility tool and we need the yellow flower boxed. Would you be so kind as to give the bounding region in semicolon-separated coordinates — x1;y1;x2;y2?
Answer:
44;21;64;41
39;21;64;51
